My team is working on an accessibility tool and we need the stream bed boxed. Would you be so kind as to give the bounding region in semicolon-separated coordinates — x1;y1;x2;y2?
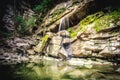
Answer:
0;58;120;80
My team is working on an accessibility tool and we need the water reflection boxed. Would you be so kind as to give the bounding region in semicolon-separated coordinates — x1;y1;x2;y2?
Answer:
0;60;120;80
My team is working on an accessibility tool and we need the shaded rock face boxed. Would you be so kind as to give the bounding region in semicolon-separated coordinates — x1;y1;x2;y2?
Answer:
2;5;14;32
0;0;15;38
0;0;31;37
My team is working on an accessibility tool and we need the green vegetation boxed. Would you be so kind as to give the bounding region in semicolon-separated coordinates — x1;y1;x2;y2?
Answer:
80;11;104;26
94;11;120;32
52;8;66;17
14;15;36;35
33;0;54;28
50;8;66;23
68;11;120;38
33;0;53;13
15;15;26;33
39;34;49;52
34;0;66;25
68;11;104;38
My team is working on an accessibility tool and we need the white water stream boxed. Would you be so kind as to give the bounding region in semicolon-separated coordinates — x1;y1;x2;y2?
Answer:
58;16;72;60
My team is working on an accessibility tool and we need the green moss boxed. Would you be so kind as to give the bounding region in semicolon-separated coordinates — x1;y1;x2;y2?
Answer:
68;11;104;38
39;35;49;52
52;8;66;17
68;11;120;38
94;11;120;32
50;8;66;23
67;28;78;38
80;11;104;26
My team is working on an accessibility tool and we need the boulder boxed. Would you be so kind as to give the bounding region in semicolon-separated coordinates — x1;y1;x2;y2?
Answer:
47;31;72;60
47;36;63;57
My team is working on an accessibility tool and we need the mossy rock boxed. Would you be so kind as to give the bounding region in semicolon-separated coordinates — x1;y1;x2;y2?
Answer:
40;35;50;52
93;11;120;32
52;8;66;17
34;34;50;53
80;11;104;26
68;11;120;38
68;11;104;38
50;8;66;23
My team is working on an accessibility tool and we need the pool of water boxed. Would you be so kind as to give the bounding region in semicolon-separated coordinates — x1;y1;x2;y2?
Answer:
0;59;120;80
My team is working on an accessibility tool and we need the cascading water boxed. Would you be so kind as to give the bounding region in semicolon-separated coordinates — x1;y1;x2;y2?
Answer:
58;18;64;36
58;16;72;60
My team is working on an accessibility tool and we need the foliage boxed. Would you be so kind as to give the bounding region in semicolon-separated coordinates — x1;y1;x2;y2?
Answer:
33;0;54;27
14;15;36;35
15;15;26;32
33;0;53;13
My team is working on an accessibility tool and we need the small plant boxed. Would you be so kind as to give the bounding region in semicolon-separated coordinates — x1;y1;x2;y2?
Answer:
14;15;36;35
33;0;53;13
52;8;66;17
49;8;66;23
33;0;53;27
14;15;26;32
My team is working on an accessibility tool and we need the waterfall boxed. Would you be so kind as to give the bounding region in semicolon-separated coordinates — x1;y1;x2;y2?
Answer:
58;16;72;60
58;18;64;36
66;32;72;59
66;16;69;29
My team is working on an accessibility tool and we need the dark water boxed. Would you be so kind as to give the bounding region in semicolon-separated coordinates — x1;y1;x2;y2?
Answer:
0;60;120;80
